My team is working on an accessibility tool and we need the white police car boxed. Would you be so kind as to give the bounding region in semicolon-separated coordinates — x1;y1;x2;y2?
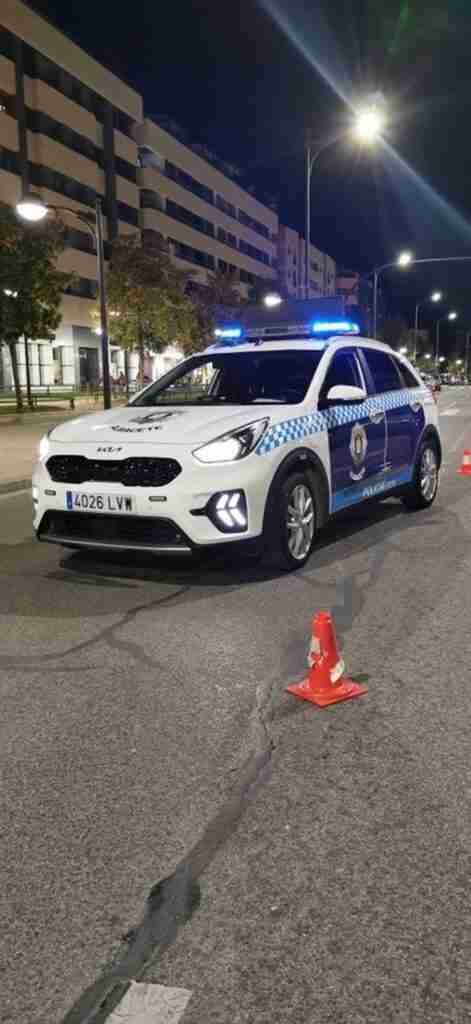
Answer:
33;317;441;570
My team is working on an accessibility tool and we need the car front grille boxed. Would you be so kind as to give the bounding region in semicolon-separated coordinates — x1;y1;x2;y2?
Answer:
46;455;182;488
38;511;191;551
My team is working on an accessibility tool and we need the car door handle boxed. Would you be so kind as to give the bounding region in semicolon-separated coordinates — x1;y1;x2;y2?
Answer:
369;411;385;424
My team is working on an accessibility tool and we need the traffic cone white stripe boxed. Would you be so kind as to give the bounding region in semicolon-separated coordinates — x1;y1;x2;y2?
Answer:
330;659;345;684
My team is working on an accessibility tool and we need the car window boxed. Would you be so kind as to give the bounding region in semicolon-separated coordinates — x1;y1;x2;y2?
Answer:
394;359;420;388
132;350;324;406
321;350;363;397
361;349;403;394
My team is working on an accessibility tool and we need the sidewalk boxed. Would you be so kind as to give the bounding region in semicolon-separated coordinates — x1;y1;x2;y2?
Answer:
0;399;106;493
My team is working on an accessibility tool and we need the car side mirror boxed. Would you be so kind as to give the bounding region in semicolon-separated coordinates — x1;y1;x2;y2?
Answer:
326;385;367;403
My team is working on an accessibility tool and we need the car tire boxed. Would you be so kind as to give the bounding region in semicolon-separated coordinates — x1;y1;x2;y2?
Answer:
264;469;321;571
401;438;439;510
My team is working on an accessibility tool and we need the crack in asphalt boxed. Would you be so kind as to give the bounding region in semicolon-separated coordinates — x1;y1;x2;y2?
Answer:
0;587;191;670
60;667;277;1024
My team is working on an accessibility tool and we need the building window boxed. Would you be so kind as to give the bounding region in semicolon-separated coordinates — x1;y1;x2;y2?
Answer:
215;194;236;219
26;108;98;163
217;227;237;249
166;198;214;238
240;269;255;285
140;188;164;211
0;27;15;61
66;276;97;300
165;161;213;205
115;155;137;183
0;146;20;175
238;208;269;240
239;239;269;266
218;259;238;275
116;201;139;226
113;110;135;139
170;238;215;270
29;162;97;208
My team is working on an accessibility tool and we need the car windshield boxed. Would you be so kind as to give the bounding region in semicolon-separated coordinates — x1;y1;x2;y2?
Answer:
131;350;323;406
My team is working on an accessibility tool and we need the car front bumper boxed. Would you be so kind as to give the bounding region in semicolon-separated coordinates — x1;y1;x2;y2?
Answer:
32;444;273;554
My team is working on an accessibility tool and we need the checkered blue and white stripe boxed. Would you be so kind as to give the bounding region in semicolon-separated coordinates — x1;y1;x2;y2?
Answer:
256;388;425;456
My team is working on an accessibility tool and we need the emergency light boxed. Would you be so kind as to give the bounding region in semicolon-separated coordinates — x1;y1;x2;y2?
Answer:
312;320;360;335
214;327;243;339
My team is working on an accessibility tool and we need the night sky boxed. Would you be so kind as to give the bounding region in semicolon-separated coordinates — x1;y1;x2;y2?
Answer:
30;0;471;354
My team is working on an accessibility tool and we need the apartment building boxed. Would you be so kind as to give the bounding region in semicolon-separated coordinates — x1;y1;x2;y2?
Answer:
0;1;339;391
135;118;278;300
278;224;336;300
0;0;144;389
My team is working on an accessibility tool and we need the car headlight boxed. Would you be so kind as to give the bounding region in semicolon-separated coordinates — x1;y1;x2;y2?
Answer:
38;428;54;460
193;418;269;464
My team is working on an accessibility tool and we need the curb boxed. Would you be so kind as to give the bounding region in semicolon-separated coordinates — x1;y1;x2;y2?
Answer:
0;479;31;496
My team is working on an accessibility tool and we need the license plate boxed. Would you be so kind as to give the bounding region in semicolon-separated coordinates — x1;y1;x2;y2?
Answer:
66;491;134;513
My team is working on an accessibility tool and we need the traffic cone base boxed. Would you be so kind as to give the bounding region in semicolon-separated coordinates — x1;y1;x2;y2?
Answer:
458;451;471;475
287;674;367;708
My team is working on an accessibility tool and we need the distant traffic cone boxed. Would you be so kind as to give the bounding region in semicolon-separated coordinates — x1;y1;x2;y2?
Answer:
458;450;471;476
286;611;367;708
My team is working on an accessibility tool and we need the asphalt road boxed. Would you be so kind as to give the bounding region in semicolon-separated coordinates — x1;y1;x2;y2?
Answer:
1;387;471;1024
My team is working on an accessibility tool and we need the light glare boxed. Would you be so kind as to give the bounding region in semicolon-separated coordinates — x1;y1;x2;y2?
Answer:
16;194;49;222
397;251;413;267
264;293;283;308
353;107;384;144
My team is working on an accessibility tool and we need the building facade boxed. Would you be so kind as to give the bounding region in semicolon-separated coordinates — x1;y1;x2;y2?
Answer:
0;1;336;391
277;224;336;300
136;119;278;302
0;0;144;389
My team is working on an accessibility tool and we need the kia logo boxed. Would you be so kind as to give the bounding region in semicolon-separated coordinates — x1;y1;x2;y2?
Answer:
96;446;123;453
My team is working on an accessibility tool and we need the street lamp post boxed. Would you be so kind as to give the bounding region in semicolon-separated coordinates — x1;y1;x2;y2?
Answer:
414;291;442;363
15;192;112;410
465;332;471;382
372;251;413;338
435;312;458;370
305;103;385;300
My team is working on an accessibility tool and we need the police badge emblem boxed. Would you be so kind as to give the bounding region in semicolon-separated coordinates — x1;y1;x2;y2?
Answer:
349;422;368;480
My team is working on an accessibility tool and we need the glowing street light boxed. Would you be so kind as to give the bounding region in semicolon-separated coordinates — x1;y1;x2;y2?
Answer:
16;192;112;409
397;250;413;267
436;311;458;368
352;106;385;144
16;192;49;222
305;100;385;299
264;293;283;308
425;353;431;360
399;346;408;354
372;251;413;337
414;290;444;361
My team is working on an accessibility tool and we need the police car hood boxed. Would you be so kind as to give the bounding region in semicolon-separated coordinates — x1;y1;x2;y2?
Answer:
49;404;286;446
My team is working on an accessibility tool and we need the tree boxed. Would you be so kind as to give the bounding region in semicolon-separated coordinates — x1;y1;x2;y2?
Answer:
182;266;241;356
99;234;198;379
0;208;71;410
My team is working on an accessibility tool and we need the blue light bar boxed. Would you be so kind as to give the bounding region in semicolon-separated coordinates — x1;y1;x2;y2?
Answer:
214;327;243;339
312;320;360;335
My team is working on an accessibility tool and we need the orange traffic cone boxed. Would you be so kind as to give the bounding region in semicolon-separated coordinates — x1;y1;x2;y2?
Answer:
458;450;471;476
286;611;367;708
